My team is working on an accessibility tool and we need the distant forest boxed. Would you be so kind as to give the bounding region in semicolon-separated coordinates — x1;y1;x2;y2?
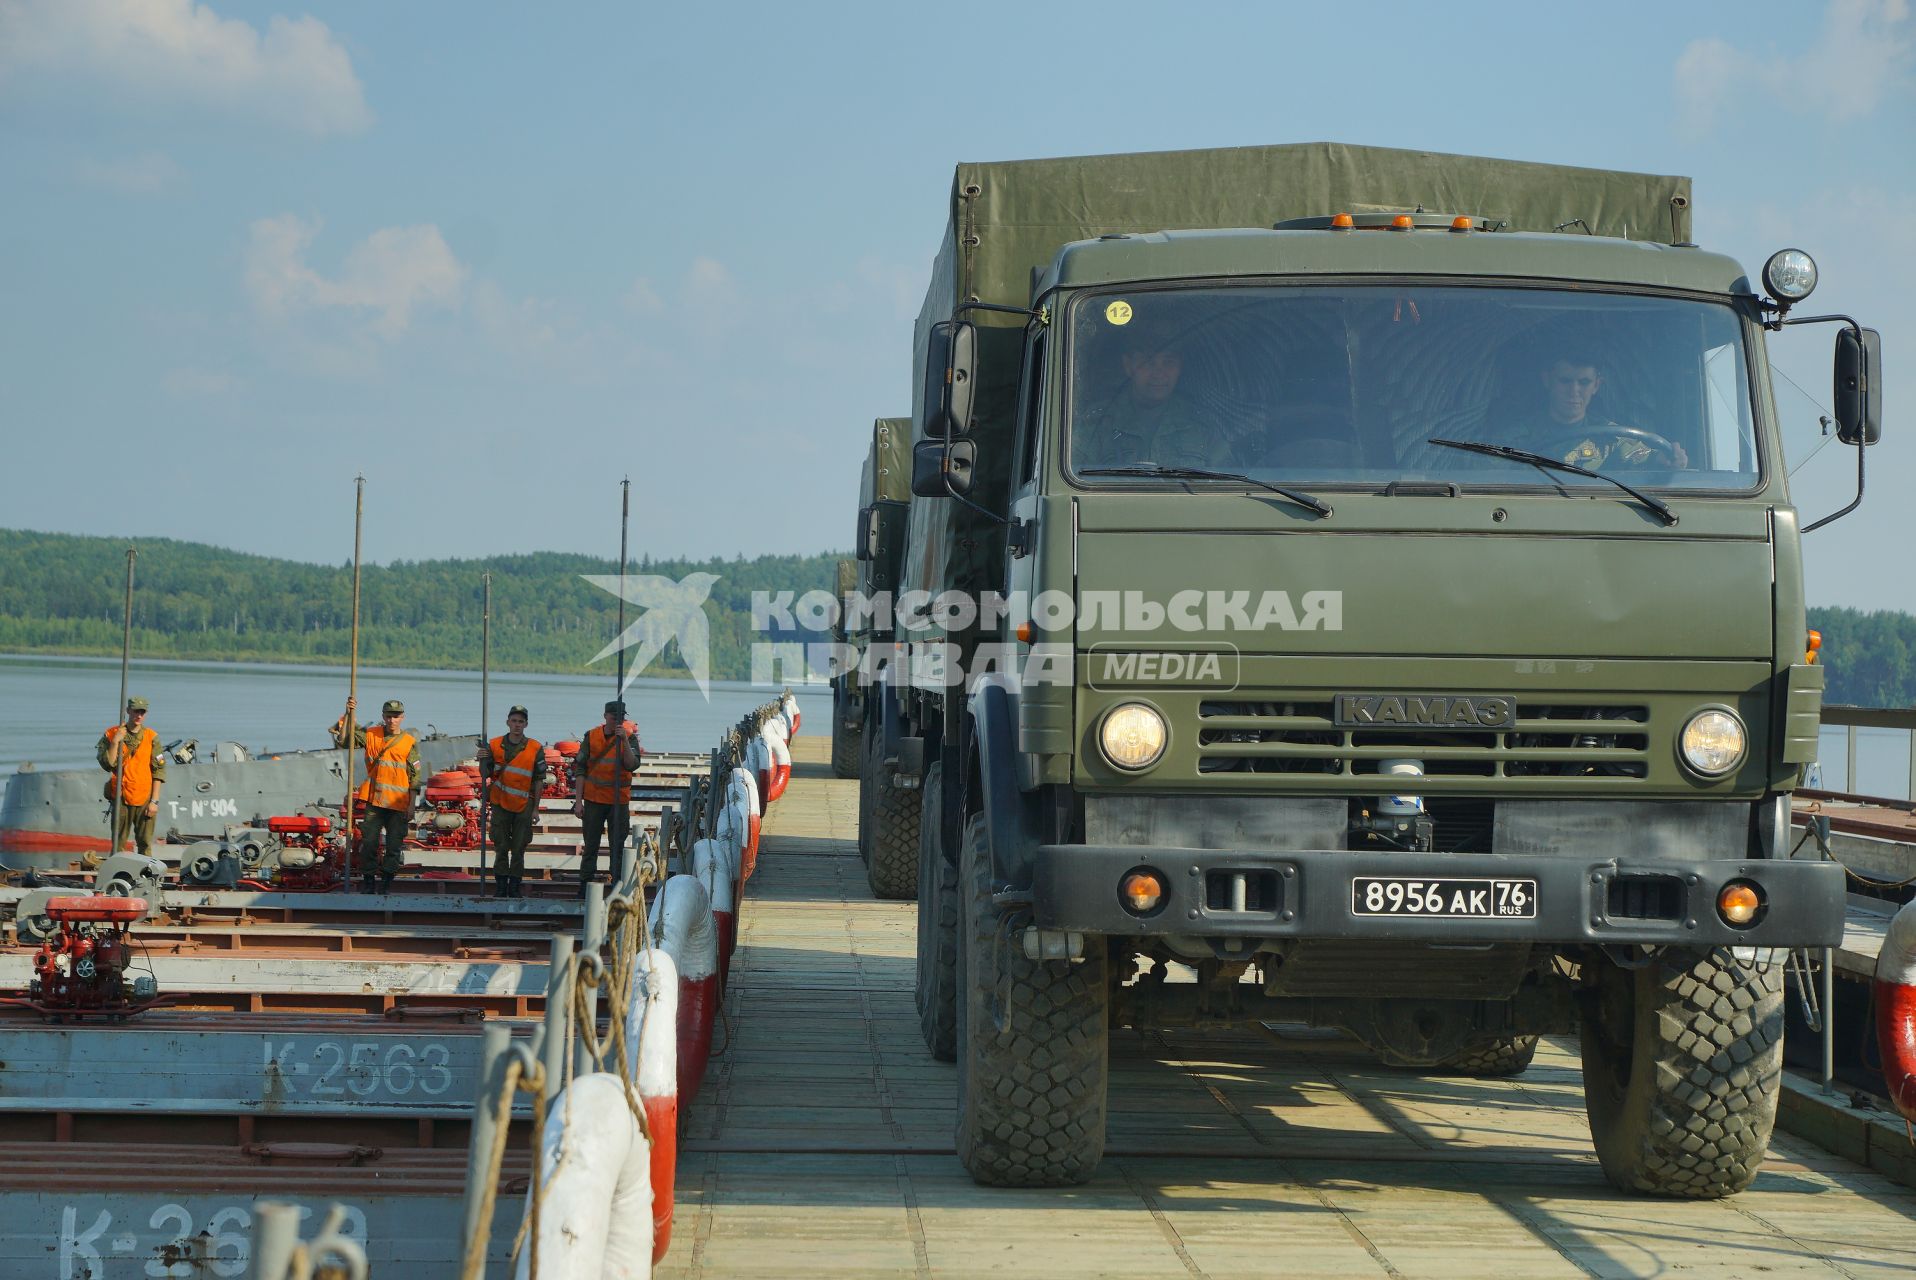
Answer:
0;529;843;683
1;530;1911;707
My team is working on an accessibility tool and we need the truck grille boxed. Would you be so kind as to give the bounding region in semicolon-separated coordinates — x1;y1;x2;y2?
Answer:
1196;701;1650;780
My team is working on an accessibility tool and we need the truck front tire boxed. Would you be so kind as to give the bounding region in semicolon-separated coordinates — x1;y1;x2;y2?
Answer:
955;811;1108;1186
914;761;958;1060
861;729;919;900
1580;946;1784;1198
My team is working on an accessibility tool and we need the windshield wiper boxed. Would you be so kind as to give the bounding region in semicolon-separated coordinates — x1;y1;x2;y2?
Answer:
1427;439;1677;526
1079;463;1332;518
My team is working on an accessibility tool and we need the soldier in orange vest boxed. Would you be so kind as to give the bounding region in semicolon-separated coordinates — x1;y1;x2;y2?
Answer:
331;696;421;893
477;704;545;899
572;699;641;896
97;696;165;855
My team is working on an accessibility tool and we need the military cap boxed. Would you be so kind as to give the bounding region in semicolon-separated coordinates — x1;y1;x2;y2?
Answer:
126;696;149;712
507;705;530;721
382;699;405;715
604;700;626;716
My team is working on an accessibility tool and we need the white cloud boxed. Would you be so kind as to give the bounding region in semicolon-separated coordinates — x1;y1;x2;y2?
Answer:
1676;0;1913;137
0;0;371;136
245;215;468;339
73;151;183;193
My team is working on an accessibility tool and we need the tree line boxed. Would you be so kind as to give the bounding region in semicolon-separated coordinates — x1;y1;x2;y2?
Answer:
0;529;844;682
2;530;1912;707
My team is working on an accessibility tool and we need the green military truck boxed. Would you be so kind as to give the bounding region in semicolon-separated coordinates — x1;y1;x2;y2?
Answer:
829;555;859;778
845;416;921;896
873;142;1882;1198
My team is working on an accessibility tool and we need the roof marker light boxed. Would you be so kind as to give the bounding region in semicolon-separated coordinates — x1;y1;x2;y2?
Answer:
1390;215;1415;231
1331;213;1354;229
1450;216;1473;233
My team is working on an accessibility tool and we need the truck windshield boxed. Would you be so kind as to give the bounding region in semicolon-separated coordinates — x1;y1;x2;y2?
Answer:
1067;285;1761;492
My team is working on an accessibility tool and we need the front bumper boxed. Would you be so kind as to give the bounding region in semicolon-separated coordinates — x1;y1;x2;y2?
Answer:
1031;844;1845;948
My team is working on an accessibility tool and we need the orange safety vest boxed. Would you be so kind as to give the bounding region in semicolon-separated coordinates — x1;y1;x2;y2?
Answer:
487;736;542;812
103;725;158;807
359;725;417;811
580;725;635;805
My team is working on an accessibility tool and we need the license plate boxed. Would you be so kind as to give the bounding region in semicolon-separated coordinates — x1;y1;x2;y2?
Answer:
1351;876;1537;919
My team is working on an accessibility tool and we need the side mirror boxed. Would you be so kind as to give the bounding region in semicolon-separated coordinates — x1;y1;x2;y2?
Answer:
854;505;875;561
920;320;977;439
1833;327;1882;446
911;438;978;499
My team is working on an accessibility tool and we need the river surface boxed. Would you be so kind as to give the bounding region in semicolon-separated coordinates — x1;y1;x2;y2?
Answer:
0;653;830;780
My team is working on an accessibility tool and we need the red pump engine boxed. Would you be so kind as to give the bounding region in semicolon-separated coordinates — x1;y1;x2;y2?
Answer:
543;740;580;799
415;770;481;849
266;813;347;890
23;897;159;1020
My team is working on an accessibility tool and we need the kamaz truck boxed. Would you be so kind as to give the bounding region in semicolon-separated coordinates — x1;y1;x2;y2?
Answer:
860;142;1884;1198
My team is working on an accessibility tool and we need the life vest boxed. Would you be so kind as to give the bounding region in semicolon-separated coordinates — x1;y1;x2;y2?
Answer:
487;736;542;812
103;725;158;807
580;725;636;805
360;725;417;810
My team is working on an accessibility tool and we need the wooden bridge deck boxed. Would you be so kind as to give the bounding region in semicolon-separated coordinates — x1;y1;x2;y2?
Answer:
660;736;1916;1279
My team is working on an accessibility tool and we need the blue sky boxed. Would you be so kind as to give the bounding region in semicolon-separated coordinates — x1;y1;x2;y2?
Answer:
2;1;1911;610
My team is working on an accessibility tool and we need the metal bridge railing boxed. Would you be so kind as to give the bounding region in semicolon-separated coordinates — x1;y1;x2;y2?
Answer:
1820;705;1916;802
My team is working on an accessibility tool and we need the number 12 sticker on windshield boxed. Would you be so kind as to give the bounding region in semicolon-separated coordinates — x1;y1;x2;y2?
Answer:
1104;300;1132;326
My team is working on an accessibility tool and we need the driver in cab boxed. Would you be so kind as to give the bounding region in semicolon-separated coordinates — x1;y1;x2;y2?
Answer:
1079;325;1235;470
1533;349;1687;470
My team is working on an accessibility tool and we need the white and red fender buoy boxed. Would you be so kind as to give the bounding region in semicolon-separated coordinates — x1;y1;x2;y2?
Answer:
728;767;761;865
781;692;801;737
715;791;755;884
515;1073;651;1279
692;837;739;992
627;948;679;1266
745;733;773;811
762;721;792;803
1874;899;1916;1124
650;873;718;1107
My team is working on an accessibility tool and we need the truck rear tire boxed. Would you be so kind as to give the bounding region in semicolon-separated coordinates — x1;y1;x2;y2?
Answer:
861;730;918;900
830;687;861;780
1442;1036;1539;1077
955;811;1107;1186
915;761;958;1061
1580;946;1784;1199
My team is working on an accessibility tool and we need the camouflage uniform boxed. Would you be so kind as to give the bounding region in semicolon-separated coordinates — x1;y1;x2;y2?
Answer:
1080;391;1237;470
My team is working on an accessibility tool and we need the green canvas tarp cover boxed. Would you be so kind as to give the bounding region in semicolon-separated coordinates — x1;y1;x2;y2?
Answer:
901;142;1693;604
855;416;913;606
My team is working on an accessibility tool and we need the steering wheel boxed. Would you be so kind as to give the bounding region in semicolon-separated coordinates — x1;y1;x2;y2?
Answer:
1569;423;1684;464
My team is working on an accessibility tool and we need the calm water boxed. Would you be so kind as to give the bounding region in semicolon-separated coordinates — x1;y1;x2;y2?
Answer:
0;653;829;779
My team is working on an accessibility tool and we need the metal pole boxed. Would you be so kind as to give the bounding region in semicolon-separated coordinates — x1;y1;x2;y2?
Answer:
583;883;607;958
615;476;630;693
479;574;491;894
251;1201;301;1280
109;547;135;853
342;477;364;873
1845;724;1857;793
461;1022;513;1253
1907;726;1914;803
1821;945;1837;1094
544;935;574;1094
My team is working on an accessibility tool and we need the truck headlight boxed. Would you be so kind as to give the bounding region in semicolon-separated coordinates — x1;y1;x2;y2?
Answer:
1100;703;1167;771
1680;709;1746;777
1762;249;1817;303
